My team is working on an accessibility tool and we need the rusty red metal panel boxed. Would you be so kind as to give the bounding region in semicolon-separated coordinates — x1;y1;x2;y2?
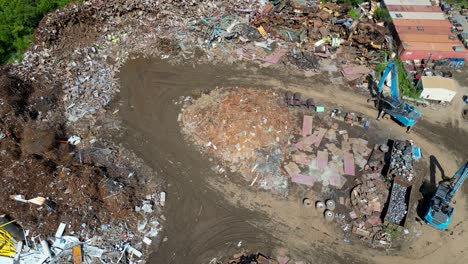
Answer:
386;5;442;12
393;19;452;28
402;41;465;51
395;25;452;35
398;34;459;43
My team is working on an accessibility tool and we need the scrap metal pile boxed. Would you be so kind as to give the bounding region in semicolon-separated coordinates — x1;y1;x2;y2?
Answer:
7;0;392;130
384;179;411;225
0;70;163;263
181;88;296;191
286;114;372;189
389;140;416;182
188;0;389;74
0;0;406;261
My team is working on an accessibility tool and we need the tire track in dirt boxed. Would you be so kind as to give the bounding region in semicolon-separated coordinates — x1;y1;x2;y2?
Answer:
117;58;274;263
116;58;468;264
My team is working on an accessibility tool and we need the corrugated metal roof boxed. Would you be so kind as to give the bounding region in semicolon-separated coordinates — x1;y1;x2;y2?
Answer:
390;12;446;20
392;19;452;28
386;5;442;12
398;34;459;43
402;41;466;52
399;49;468;61
395;25;452;35
421;76;457;91
383;0;433;6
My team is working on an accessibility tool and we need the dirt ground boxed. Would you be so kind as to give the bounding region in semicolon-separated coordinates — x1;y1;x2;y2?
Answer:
117;58;468;263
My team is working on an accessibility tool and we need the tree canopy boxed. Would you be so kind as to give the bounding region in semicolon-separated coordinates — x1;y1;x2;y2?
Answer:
0;0;77;64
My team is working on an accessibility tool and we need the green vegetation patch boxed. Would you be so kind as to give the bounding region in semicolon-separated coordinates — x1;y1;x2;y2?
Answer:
373;7;391;23
375;56;420;99
0;0;79;64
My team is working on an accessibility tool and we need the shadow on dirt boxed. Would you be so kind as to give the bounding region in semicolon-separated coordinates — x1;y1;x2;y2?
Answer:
416;155;446;220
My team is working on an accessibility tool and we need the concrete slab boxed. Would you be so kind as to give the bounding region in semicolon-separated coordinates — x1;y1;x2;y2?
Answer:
344;152;355;176
316;150;329;170
291;174;316;186
302;115;313;137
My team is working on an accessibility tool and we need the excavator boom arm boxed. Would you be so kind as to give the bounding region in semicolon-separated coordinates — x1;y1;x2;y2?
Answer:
449;162;468;197
376;61;400;103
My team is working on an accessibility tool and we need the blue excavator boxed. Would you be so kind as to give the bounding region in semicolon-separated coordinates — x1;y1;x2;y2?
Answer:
371;61;422;132
424;162;468;230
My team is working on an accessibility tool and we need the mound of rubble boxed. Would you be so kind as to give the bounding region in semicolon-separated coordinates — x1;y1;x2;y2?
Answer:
0;0;403;261
1;54;162;262
181;88;296;190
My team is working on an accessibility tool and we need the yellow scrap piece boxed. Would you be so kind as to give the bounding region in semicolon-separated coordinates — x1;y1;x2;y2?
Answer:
0;228;16;257
257;26;267;37
72;245;82;264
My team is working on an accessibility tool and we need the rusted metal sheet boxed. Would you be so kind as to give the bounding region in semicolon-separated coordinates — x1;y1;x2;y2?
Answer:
394;25;452;35
398;34;459;43
392;19;452;28
386;5;442;13
402;41;465;51
399;46;468;61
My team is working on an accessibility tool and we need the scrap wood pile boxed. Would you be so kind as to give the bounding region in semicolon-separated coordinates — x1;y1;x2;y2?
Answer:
181;88;296;190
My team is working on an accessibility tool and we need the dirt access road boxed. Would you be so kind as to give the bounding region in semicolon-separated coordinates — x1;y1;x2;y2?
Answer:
117;58;468;264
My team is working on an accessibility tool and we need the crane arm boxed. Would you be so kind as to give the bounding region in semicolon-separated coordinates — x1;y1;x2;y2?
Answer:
449;162;468;197
376;61;400;103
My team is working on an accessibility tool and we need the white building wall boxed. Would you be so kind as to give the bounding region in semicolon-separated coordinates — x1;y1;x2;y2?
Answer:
421;88;456;102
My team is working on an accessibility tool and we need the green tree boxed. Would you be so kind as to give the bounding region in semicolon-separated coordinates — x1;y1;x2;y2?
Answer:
0;0;78;64
373;7;391;22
